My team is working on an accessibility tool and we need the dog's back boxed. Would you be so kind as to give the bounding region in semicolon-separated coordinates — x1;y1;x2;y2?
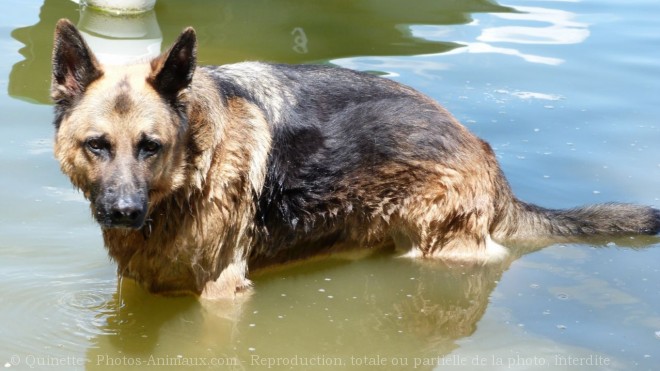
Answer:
205;62;660;264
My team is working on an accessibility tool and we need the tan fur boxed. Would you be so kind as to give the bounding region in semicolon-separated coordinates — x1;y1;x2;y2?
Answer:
111;79;270;298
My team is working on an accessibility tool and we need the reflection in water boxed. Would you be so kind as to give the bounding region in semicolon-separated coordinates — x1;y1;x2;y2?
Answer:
468;5;589;65
77;7;162;65
82;0;156;14
8;0;588;104
454;42;565;66
83;234;658;369
415;4;589;65
479;6;589;45
9;0;78;104
86;279;239;368
8;0;513;104
291;27;308;54
86;254;514;370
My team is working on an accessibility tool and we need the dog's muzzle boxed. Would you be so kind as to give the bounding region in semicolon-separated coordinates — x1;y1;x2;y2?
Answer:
94;186;147;229
108;194;147;228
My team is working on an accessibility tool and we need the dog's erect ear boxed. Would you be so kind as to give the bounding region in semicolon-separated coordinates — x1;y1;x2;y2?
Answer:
148;27;197;103
51;19;103;103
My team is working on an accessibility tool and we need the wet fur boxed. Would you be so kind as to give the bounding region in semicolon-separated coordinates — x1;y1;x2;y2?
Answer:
51;20;660;299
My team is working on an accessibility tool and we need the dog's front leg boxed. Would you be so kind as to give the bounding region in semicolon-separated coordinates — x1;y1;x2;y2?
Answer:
201;260;252;300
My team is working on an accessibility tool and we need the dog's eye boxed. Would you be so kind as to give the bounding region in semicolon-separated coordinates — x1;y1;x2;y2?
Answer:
139;139;161;156
85;137;109;155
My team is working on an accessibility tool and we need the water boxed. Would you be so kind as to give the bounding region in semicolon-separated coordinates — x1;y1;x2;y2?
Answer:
1;0;659;370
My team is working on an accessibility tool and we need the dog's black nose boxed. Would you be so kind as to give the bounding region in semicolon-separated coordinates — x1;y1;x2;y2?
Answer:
109;196;146;228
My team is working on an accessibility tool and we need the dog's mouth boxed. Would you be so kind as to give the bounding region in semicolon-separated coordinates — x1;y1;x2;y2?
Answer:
99;212;146;230
95;209;147;230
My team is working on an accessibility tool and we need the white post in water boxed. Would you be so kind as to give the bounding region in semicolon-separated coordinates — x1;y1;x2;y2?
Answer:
81;0;156;14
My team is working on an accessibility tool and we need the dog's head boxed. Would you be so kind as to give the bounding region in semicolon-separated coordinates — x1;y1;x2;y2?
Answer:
51;19;196;229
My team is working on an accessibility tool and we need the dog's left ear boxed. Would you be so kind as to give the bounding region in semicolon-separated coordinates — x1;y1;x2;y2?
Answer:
148;27;197;103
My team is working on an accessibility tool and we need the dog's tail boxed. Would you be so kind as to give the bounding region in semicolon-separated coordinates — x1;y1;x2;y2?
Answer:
493;199;660;242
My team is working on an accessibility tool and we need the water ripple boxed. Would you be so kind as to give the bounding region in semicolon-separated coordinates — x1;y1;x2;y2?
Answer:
56;284;121;337
1;269;119;354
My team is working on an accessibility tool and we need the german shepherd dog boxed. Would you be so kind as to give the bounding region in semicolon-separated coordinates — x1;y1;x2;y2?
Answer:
51;19;659;299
